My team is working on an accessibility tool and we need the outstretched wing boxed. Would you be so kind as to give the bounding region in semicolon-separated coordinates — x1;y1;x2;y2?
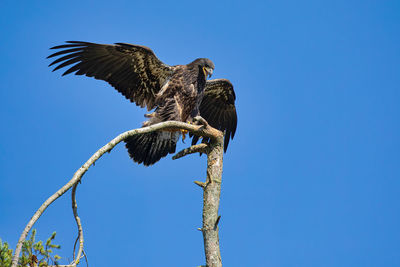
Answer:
192;79;237;152
47;41;173;110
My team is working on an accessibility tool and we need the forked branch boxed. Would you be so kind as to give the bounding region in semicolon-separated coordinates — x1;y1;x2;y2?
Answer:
12;120;224;267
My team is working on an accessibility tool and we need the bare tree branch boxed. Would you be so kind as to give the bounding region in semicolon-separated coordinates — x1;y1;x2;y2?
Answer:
173;135;224;267
12;120;224;267
202;136;224;267
194;181;206;188
71;183;84;266
172;143;209;160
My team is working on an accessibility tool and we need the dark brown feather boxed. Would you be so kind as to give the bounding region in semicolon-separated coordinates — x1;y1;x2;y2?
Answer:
48;42;235;165
48;41;173;110
191;79;237;152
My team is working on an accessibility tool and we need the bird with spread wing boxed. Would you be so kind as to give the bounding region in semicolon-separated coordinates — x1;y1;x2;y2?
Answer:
48;41;237;166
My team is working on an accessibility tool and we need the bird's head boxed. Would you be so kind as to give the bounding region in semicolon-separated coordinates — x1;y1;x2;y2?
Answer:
191;58;215;79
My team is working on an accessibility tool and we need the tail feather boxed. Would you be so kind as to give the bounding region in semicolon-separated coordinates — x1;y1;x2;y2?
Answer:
125;131;179;166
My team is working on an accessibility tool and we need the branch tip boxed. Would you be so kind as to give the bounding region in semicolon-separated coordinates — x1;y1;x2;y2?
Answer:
173;143;209;160
194;181;206;188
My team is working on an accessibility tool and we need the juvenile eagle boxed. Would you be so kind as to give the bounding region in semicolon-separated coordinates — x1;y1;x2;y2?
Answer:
48;41;237;166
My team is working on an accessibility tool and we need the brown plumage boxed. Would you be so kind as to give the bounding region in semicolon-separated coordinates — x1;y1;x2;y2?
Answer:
48;41;237;166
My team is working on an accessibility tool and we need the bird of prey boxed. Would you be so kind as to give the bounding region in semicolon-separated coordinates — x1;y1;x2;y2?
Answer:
47;41;237;166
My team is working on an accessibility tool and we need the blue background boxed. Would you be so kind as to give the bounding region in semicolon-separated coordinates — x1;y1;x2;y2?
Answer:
1;1;399;266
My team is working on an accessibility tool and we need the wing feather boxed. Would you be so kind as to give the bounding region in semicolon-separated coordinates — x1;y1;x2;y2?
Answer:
48;41;173;110
192;79;237;152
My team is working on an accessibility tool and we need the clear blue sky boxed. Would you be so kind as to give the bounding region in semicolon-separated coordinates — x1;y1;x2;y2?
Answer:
1;1;399;266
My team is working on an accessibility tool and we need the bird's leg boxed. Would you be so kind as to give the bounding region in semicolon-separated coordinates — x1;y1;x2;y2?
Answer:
143;112;156;127
144;112;155;118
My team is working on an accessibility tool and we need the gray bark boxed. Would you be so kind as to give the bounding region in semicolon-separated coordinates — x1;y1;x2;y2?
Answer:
12;121;225;267
202;136;223;267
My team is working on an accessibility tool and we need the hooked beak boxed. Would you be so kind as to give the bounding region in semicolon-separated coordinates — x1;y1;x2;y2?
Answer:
205;67;213;78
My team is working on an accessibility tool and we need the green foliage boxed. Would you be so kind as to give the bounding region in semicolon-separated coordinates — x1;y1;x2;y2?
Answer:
0;239;13;267
0;230;61;267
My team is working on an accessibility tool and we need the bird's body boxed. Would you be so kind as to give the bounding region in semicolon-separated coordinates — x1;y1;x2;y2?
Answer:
48;41;237;166
147;59;211;126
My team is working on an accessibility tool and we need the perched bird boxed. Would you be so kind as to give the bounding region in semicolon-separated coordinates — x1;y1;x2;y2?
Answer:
48;41;237;166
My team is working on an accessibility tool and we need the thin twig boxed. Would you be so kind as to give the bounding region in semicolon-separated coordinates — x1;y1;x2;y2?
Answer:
172;143;209;160
194;181;206;188
83;250;89;267
70;182;83;266
72;235;78;261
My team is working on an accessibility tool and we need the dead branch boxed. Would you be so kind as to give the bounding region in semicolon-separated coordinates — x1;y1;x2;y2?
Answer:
12;120;224;267
71;183;83;266
172;143;209;160
173;134;224;267
201;135;224;266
